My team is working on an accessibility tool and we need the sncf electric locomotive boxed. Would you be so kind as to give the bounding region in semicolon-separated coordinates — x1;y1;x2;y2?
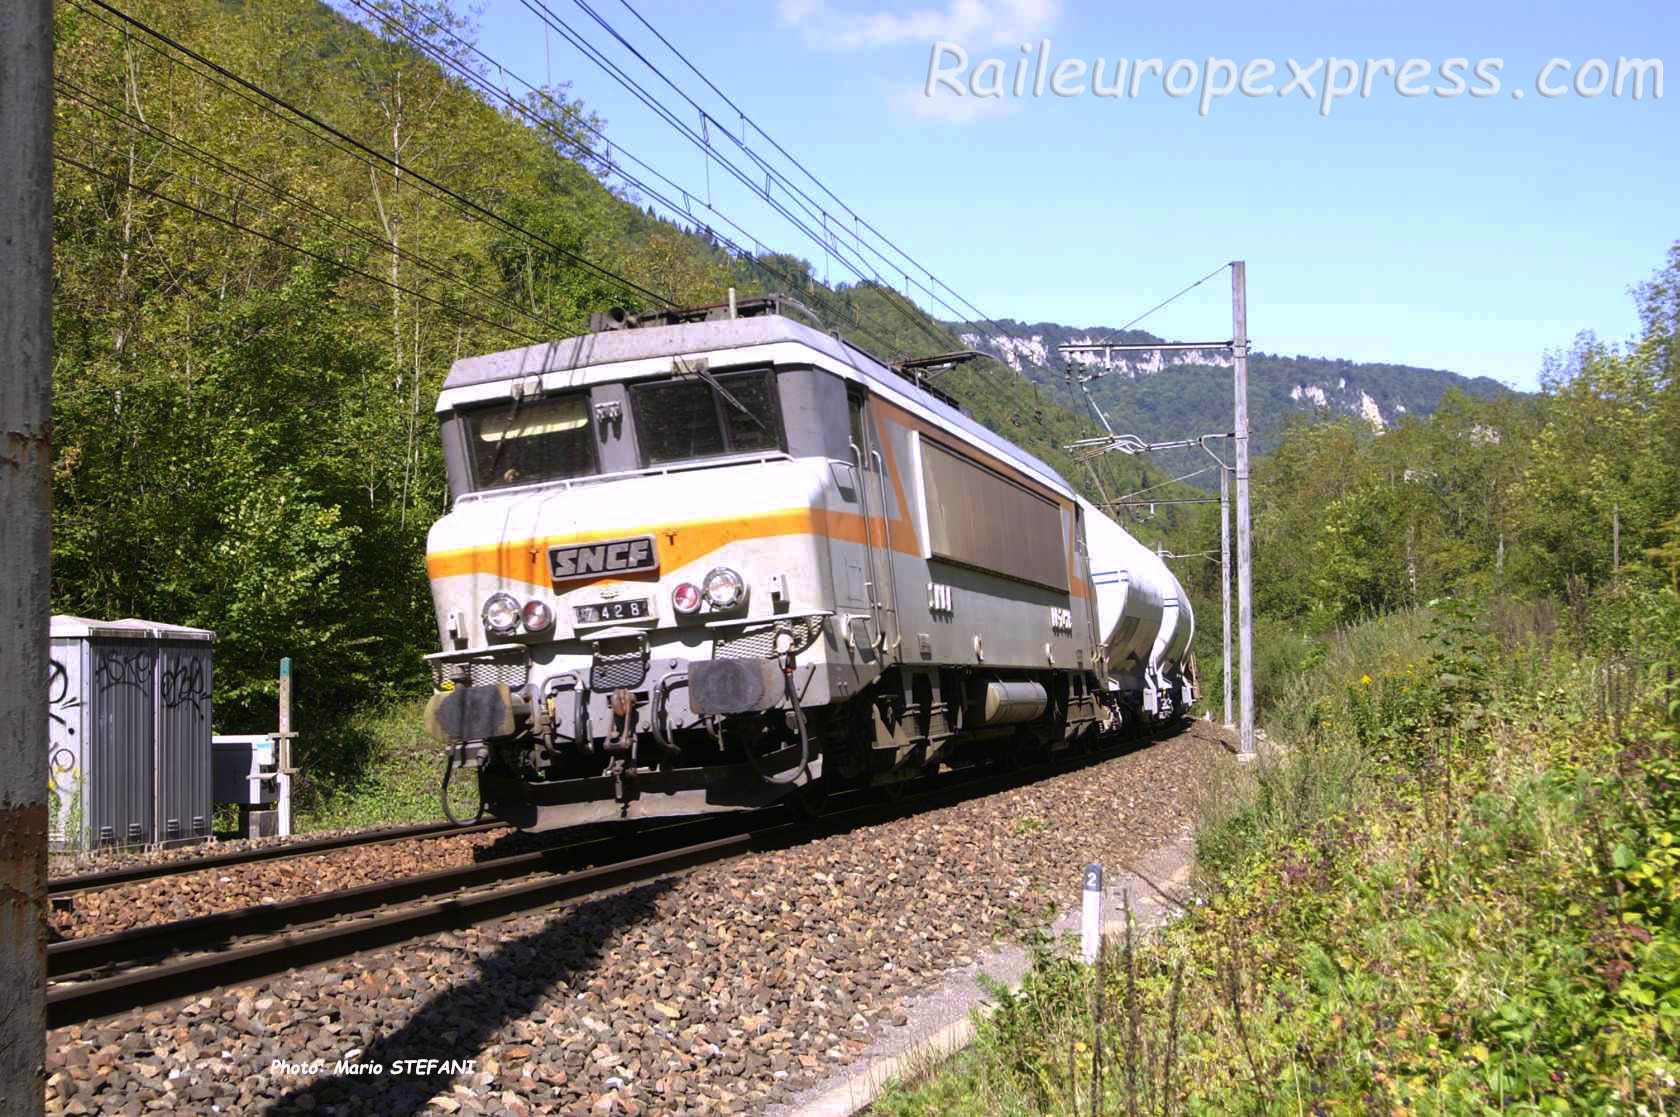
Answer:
423;297;1196;828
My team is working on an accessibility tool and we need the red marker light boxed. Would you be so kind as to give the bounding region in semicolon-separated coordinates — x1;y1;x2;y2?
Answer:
671;582;702;615
521;600;554;632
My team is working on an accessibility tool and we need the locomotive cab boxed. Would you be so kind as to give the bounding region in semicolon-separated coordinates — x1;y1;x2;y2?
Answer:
425;303;902;826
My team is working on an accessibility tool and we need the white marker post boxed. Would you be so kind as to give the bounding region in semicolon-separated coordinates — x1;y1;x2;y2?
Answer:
1081;863;1102;964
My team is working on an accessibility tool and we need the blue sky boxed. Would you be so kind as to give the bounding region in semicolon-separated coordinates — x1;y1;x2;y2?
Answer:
473;0;1679;389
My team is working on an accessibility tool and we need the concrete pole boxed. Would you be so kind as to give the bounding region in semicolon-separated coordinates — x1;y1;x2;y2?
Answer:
1219;464;1232;728
0;0;53;1111
1232;262;1256;758
278;657;292;769
277;658;293;837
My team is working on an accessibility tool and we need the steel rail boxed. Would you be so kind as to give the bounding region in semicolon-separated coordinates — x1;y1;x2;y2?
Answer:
49;820;506;896
48;814;740;977
45;830;758;1028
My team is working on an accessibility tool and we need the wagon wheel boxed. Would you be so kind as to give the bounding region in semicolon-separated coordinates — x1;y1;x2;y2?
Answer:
1021;726;1054;767
789;769;829;820
987;732;1025;773
878;776;908;802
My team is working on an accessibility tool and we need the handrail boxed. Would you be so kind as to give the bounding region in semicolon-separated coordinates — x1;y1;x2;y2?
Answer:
868;447;901;658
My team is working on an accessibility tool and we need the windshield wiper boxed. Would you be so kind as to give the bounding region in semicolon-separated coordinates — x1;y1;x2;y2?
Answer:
675;356;766;432
483;390;528;485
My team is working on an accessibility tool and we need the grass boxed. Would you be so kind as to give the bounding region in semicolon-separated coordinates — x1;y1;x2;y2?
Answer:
876;590;1680;1114
871;1028;1032;1116
292;696;462;832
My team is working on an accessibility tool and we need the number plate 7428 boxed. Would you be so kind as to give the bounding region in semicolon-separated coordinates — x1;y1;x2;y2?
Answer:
573;599;652;626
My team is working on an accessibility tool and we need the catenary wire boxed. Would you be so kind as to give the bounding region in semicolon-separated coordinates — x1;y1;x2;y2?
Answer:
79;0;1107;464
349;0;1001;377
548;0;1127;412
516;0;976;356
338;0;923;360
57;78;576;340
73;0;675;309
54;149;548;344
601;0;1031;352
1113;466;1214;503
1092;262;1231;346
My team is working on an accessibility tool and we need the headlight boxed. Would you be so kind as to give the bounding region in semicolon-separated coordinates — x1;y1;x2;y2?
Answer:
671;582;702;615
520;600;554;632
702;566;745;609
482;592;521;635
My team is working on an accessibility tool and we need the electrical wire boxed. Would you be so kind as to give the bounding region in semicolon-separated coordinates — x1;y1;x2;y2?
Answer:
77;0;1102;456
1113;466;1214;503
345;0;997;378
557;0;1116;411
518;0;973;356
605;0;1035;355
73;0;675;309
1092;262;1232;346
352;0;1068;401
86;0;833;353
339;0;923;362
57;78;575;341
611;0;1118;406
440;753;486;825
738;662;810;787
55;149;547;344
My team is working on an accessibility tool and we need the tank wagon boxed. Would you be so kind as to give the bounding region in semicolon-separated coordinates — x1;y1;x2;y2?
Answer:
423;297;1195;828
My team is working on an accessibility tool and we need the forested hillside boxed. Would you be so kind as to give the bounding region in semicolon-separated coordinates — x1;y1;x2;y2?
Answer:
1241;252;1676;625
48;0;1188;739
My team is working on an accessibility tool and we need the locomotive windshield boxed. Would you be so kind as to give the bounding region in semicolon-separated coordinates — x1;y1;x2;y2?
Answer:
465;392;596;489
457;368;786;493
631;369;782;464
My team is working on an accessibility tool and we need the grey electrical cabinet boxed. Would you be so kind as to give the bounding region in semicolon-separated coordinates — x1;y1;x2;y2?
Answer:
49;616;216;852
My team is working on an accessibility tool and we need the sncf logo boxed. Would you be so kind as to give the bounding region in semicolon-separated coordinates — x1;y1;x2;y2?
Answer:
548;536;657;582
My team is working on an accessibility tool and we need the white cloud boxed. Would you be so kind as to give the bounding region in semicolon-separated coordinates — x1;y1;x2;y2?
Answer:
779;0;1060;51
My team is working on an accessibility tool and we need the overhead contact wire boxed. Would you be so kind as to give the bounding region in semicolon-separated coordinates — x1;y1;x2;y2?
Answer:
54;150;547;344
57;79;574;340
74;0;675;309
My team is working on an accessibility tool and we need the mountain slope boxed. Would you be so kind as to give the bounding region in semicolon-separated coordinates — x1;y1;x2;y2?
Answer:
952;318;1517;473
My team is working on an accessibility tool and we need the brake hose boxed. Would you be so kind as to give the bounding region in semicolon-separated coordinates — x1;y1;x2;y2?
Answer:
441;752;486;825
742;657;810;786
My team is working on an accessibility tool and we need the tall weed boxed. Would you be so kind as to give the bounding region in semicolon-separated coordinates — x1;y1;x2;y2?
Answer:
882;590;1680;1114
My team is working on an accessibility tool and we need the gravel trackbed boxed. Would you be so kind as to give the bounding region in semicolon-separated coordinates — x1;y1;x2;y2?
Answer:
45;722;1226;1116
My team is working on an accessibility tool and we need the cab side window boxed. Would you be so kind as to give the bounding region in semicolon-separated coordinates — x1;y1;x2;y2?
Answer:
847;389;876;471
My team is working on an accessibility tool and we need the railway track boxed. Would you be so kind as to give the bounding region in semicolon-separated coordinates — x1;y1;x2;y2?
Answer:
46;819;753;1028
47;729;1175;1029
49;818;506;896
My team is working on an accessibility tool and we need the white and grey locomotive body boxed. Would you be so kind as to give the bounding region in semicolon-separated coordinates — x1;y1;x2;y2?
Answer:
424;298;1195;828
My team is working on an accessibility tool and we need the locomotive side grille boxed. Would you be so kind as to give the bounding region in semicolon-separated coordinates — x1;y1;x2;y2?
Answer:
712;615;826;661
431;657;529;689
590;648;648;691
